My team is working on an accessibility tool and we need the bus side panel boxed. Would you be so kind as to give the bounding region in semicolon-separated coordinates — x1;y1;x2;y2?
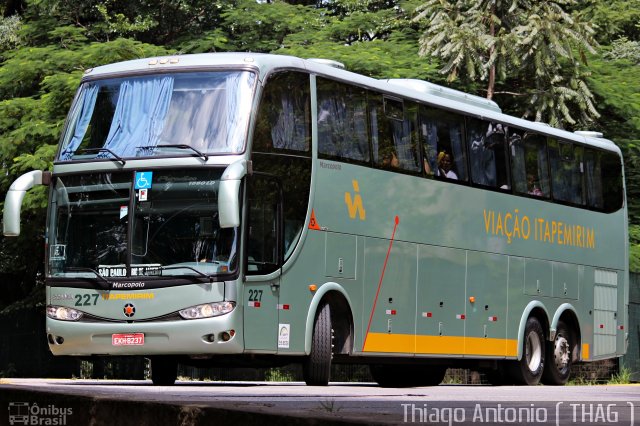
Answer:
416;245;466;355
361;239;417;354
507;256;526;357
465;251;510;356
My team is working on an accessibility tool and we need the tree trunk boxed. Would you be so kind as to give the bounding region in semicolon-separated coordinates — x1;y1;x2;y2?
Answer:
486;3;496;100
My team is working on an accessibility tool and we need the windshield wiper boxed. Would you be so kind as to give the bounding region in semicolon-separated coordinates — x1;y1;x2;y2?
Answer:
154;144;208;162
78;148;126;166
64;267;110;290
160;265;214;283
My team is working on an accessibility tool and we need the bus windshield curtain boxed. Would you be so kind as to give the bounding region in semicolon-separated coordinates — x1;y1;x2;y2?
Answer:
271;96;300;150
60;85;99;160
225;73;248;151
100;76;174;158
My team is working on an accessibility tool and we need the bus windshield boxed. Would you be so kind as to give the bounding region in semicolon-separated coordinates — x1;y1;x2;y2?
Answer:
48;169;238;279
57;71;256;161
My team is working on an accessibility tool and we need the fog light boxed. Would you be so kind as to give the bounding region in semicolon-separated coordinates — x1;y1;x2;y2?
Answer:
47;334;55;344
203;334;215;343
220;332;231;342
55;336;64;344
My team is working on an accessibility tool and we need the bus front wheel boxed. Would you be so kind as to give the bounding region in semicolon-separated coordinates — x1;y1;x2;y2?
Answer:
303;303;332;386
541;320;574;385
508;316;545;385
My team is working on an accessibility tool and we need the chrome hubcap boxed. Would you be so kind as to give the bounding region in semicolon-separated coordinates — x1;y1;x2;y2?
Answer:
525;331;542;372
554;335;570;370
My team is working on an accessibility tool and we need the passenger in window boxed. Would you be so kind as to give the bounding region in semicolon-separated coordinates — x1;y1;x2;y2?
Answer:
437;151;458;180
382;151;400;168
379;142;400;168
422;122;438;175
527;174;543;196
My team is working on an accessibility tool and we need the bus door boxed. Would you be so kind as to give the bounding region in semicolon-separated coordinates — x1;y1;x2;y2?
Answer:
243;175;282;351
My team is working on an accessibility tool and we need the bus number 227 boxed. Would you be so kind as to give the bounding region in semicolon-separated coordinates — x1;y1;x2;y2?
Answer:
248;289;263;302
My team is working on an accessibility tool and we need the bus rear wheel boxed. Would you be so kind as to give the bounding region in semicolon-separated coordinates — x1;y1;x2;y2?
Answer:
508;316;545;385
150;357;178;386
370;364;446;387
542;320;574;385
303;303;332;386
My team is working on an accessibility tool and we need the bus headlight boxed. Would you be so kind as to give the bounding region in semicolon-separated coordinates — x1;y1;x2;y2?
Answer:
47;305;83;321
179;301;235;320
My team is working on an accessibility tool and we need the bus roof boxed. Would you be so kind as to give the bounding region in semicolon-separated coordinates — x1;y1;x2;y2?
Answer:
83;52;621;156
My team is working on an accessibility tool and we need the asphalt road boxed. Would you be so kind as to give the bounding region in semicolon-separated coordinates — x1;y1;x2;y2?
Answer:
1;379;639;425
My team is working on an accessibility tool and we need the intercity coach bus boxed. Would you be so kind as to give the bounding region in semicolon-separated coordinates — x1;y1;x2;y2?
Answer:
3;53;628;386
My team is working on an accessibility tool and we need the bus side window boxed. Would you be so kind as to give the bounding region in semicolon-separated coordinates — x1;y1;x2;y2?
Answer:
252;71;311;262
372;96;420;173
420;106;467;181
246;176;281;275
600;151;624;212
468;119;510;190
548;140;584;205
584;149;624;212
584;148;604;209
317;78;369;163
511;131;550;198
254;72;311;153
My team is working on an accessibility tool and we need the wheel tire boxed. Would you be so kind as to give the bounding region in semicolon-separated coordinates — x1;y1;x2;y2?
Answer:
542;320;574;385
507;317;545;385
151;357;178;386
303;303;332;386
370;365;446;388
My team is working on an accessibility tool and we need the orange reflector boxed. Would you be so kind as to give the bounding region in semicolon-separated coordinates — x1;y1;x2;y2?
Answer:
309;284;317;292
469;296;475;303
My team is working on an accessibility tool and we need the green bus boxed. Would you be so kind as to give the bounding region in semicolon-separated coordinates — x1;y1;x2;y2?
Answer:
3;53;628;387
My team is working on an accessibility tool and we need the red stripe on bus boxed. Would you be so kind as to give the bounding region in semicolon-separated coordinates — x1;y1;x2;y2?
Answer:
363;215;399;351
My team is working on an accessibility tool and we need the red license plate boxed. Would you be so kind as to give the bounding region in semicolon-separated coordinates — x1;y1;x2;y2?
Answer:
112;333;144;346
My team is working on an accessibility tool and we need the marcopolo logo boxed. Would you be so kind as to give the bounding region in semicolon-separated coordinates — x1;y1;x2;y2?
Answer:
8;402;72;425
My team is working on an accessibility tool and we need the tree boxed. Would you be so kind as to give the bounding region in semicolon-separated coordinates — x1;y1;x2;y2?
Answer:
414;0;598;128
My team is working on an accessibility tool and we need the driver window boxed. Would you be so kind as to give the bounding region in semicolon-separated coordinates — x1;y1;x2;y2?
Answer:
246;176;281;275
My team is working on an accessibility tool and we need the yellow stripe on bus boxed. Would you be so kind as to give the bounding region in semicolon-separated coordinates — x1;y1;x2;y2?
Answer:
363;333;518;357
582;343;590;360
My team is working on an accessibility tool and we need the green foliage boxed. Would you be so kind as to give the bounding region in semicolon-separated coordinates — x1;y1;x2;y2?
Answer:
414;0;599;128
630;225;640;273
0;15;23;51
604;37;640;64
221;0;318;52
574;0;640;44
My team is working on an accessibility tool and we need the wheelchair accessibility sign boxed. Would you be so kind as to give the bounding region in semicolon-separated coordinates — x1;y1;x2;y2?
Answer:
135;171;153;190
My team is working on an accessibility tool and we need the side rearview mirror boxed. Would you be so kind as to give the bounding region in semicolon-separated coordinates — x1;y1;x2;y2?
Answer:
218;160;247;229
3;170;51;236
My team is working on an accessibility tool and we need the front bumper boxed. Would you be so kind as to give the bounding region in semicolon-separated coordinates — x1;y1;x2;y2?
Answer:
46;309;243;356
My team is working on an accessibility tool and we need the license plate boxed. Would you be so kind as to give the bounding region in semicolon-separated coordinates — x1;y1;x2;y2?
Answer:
112;333;144;346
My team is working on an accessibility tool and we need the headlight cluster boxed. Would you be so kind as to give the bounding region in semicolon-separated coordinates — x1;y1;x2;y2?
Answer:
47;305;83;321
179;301;235;320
